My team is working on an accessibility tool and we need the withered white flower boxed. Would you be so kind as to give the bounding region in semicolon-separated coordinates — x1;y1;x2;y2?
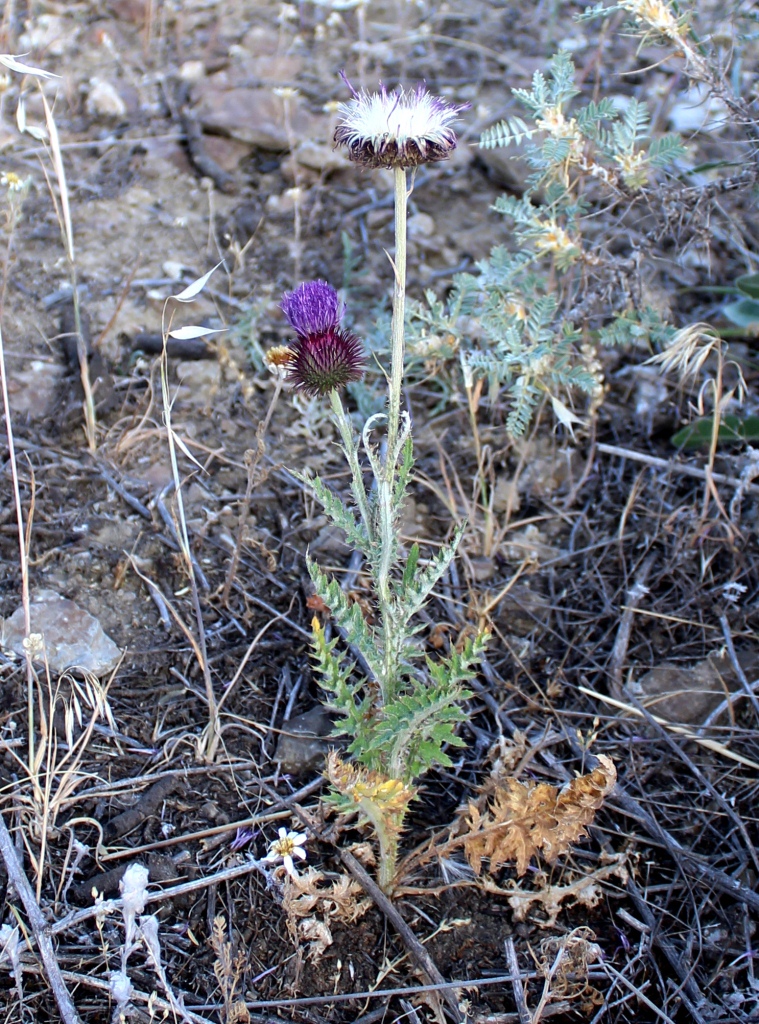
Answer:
264;827;308;878
334;77;465;169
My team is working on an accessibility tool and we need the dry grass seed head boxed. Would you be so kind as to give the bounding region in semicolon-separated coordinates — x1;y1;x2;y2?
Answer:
645;322;723;382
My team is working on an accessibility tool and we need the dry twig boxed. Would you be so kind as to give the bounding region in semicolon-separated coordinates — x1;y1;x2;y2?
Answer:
0;811;82;1024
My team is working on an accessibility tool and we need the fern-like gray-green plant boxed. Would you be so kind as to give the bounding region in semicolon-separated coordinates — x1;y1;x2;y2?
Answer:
409;48;686;437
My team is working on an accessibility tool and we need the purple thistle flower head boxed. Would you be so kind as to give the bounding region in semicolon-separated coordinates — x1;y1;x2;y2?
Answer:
281;280;344;339
286;326;365;397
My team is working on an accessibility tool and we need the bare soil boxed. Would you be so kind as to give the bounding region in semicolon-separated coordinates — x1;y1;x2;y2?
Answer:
0;2;758;1023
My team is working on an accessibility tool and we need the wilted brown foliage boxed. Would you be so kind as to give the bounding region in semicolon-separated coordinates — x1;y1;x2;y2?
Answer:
463;755;616;876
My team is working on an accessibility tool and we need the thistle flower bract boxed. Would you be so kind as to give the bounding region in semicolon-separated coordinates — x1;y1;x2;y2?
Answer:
286;325;364;397
281;279;343;338
281;279;364;396
334;80;464;169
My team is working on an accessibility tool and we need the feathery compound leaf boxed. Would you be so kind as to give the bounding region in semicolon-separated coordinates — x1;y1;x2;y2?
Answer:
506;377;542;437
548;51;579;105
480;116;537;150
648;132;685;167
492;194;539;225
576;98;616;136
463;755;616;876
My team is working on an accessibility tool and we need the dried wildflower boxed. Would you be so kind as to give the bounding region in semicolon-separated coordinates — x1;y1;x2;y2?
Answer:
264;827;308;877
534;223;576;256
281;280;343;339
265;344;294;370
286;326;364;397
622;0;681;39
334;78;464;169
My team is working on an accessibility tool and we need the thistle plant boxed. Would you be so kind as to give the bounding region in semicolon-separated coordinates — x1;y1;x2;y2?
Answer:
277;81;485;893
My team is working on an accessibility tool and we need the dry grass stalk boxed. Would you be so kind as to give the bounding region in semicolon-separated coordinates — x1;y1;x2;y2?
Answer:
39;92;96;452
210;916;250;1024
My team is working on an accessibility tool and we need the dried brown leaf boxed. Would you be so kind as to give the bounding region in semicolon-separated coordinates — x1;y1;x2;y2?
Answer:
282;867;371;963
463;755;616;876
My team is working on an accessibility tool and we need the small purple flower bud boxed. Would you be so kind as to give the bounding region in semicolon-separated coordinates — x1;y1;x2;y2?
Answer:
281;280;343;338
286;326;365;397
230;827;257;851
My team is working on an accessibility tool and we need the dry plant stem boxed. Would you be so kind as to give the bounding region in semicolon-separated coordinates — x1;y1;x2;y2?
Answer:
196;975;543;1016
580;683;759;772
464;376;491;546
596;443;759;495
57;970;214;1024
565;732;759;914
260;376;283;436
160;348;217;757
281;92;302;281
0;325;35;768
505;936;532;1024
0;811;83;1024
625;691;759;877
41;93;96;452
221;428;265;607
600;962;677;1024
609;554;654;700
718;614;759;722
159;336;219;759
52;856;274;936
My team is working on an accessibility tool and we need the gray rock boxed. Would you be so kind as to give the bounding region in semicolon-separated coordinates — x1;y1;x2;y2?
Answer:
631;650;759;725
275;706;335;774
193;83;311;151
2;589;122;677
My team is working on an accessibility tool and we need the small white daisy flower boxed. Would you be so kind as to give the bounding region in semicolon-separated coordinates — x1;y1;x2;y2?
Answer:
334;76;465;169
1;172;24;193
264;827;308;878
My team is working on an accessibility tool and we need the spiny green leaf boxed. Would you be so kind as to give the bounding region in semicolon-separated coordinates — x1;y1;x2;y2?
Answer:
309;473;370;554
307;559;385;684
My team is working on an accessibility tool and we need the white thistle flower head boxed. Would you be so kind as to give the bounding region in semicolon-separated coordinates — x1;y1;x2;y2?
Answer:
334;74;466;169
264;827;308;878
